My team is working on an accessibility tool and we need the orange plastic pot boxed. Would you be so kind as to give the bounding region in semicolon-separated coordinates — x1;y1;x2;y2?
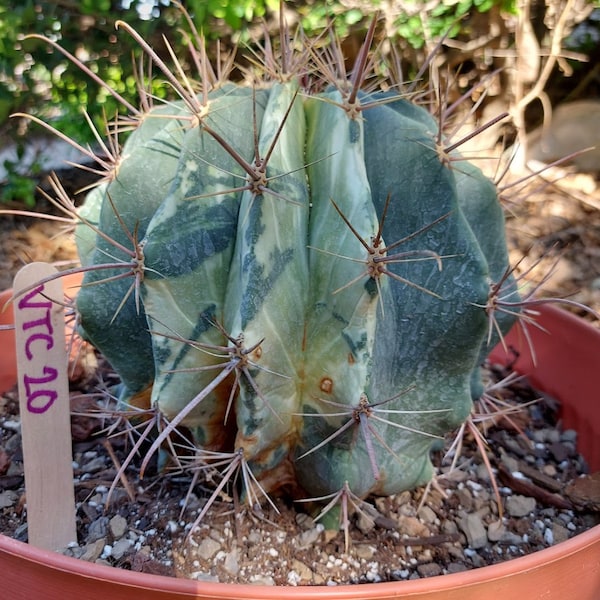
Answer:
1;301;599;599
0;283;20;395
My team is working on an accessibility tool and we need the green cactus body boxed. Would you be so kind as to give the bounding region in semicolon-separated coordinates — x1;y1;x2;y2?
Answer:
139;85;268;448
361;99;491;495
297;91;383;498
291;93;492;499
454;161;509;280
453;160;520;397
76;104;188;397
224;81;309;486
75;68;516;504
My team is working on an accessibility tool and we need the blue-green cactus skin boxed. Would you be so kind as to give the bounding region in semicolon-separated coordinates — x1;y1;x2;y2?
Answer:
76;80;517;501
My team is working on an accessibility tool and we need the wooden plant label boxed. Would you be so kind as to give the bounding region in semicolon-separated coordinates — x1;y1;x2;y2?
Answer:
13;263;77;551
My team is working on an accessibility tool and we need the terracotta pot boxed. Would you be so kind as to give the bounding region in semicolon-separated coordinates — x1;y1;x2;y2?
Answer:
0;287;18;396
1;301;599;599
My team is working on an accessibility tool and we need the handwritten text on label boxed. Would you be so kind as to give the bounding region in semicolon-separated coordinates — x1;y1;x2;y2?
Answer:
17;284;58;414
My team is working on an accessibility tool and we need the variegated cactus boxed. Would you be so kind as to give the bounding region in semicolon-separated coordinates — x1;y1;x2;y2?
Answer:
67;16;518;509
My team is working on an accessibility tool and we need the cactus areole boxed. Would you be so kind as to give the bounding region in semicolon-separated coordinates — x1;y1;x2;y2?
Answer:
73;22;517;508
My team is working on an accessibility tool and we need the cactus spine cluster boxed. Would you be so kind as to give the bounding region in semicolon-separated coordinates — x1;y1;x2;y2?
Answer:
71;17;517;507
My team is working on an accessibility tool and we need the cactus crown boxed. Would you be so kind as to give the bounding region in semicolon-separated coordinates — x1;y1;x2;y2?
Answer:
21;8;522;527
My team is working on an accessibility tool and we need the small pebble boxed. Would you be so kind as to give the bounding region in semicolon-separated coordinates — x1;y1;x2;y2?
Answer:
249;575;275;585
552;523;570;544
196;537;221;560
442;520;459;535
487;520;506;542
190;572;219;582
111;538;133;560
397;515;429;537
549;443;570;462
356;512;375;534
446;562;468;573
417;505;437;524
80;538;105;562
223;548;239;576
287;571;302;586
561;430;578;443
109;515;128;539
500;455;519;473
355;545;376;559
1;420;21;432
296;527;321;549
289;559;313;583
458;514;487;549
506;495;536;517
87;517;109;542
295;513;315;530
0;490;19;509
166;520;178;534
417;563;442;578
81;456;106;473
246;531;261;545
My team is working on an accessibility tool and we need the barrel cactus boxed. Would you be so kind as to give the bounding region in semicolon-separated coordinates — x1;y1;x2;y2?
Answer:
49;15;518;512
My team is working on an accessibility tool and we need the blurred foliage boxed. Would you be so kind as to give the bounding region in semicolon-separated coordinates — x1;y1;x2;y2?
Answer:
1;1;205;140
6;0;596;207
1;1;307;140
394;0;516;49
565;6;600;55
0;146;39;205
0;0;523;146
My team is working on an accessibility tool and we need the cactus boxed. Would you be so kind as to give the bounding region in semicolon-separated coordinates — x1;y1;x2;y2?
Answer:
51;15;519;510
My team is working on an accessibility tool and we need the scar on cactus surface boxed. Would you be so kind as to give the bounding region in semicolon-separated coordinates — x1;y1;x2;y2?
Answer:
8;9;531;523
